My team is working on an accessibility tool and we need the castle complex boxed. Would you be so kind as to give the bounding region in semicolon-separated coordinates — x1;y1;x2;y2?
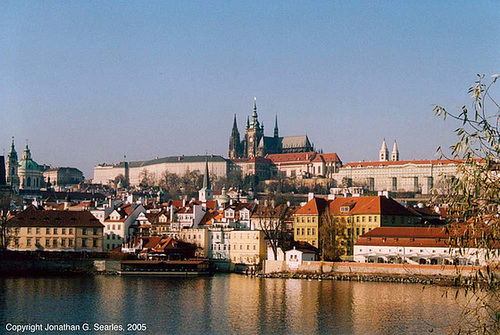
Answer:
229;98;313;159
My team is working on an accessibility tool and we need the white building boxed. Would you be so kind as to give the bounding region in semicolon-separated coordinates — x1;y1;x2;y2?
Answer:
285;247;317;270
102;203;145;251
354;227;498;266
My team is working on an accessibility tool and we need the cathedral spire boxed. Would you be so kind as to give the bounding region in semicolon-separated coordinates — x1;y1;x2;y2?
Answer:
274;115;279;138
246;115;250;129
232;113;238;131
251;97;259;129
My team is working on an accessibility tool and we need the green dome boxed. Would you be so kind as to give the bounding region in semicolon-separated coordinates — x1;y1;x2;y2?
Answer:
19;158;41;171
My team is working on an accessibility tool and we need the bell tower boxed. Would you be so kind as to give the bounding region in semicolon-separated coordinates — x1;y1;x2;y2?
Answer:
6;137;19;193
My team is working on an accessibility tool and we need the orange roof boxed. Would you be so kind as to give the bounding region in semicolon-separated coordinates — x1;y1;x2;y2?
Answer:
328;196;417;216
294;197;329;216
266;152;316;164
320;153;342;163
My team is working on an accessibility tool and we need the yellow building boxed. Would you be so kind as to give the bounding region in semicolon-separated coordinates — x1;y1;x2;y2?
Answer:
328;196;419;254
293;197;328;248
8;206;104;252
230;230;266;265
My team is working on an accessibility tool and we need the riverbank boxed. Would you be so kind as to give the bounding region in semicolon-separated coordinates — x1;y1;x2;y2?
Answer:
257;271;455;285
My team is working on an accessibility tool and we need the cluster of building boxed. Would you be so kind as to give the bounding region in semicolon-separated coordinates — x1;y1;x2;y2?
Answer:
2;98;494;271
4;138;84;195
93;99;463;195
7;155;492;270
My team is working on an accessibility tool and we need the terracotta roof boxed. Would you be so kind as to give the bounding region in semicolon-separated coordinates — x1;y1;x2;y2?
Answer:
294;197;329;216
199;210;223;226
9;206;104;228
266;152;316;164
328;196;417;217
320;153;342;163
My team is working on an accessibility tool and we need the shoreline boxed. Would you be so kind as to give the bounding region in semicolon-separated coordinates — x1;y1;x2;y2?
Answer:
256;271;458;286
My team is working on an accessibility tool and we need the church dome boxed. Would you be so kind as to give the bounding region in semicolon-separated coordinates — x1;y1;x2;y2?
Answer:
19;158;40;171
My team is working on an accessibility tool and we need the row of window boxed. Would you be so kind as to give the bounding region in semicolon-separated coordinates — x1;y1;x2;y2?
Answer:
296;228;316;236
232;244;257;251
105;234;122;240
358;248;448;254
21;228;99;235
295;216;316;223
15;238;98;248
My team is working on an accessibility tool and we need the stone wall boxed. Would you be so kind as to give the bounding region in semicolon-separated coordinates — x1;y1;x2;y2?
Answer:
264;260;482;278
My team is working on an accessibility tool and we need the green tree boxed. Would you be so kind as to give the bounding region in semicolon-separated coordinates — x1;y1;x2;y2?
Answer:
434;74;500;334
319;209;347;261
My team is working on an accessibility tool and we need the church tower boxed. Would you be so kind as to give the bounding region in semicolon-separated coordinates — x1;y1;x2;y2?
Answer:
6;137;20;194
198;159;213;202
245;97;264;158
391;140;399;161
379;139;389;162
229;114;242;159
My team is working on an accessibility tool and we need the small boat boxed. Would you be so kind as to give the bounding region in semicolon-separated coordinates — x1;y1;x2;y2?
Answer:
118;259;215;276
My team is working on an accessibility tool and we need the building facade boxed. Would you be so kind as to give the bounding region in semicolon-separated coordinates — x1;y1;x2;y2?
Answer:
8;207;104;252
93;155;229;186
43;167;84;190
332;140;461;194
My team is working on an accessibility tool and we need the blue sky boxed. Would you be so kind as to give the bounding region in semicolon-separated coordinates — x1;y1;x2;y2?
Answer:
1;1;499;178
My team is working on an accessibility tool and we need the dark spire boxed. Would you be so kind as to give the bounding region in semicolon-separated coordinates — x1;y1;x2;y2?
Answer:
251;97;259;129
274;115;279;138
246;116;250;129
203;158;211;190
232;114;238;131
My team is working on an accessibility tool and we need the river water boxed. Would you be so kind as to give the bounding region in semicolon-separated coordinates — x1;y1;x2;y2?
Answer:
0;274;465;334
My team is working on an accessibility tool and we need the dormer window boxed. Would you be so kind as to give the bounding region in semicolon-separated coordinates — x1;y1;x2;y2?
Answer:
340;206;351;213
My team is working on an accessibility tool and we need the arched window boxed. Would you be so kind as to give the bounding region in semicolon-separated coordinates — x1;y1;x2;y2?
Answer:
11;167;14;175
27;177;31;187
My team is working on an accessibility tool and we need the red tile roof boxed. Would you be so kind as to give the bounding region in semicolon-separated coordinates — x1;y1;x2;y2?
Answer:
266;152;316;164
328;196;417;217
320;153;342;163
9;206;103;228
294;197;329;216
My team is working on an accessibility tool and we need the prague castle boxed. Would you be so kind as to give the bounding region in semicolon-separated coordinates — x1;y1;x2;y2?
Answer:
229;98;313;159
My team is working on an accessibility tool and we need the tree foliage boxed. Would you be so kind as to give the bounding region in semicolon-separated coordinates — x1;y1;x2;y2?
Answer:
434;74;500;334
319;209;348;261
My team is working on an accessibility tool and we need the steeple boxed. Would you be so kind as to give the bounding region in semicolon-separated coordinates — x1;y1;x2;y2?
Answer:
6;136;20;193
379;139;389;162
246;116;250;129
229;114;242;159
251;97;259;129
391;140;399;161
199;158;213;202
232;114;238;133
203;159;211;190
8;137;17;160
274;115;279;138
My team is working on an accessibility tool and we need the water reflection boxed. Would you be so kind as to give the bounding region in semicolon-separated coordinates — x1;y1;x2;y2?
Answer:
0;275;464;334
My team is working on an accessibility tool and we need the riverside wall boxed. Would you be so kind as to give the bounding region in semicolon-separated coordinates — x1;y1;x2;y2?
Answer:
0;259;121;275
264;260;483;278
